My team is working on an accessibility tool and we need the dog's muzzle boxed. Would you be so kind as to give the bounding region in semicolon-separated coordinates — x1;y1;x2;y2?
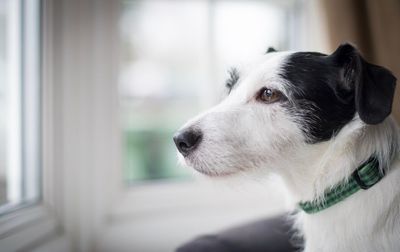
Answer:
173;128;202;156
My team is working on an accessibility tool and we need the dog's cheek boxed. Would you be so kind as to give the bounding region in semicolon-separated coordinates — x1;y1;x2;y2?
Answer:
255;108;304;154
205;107;295;169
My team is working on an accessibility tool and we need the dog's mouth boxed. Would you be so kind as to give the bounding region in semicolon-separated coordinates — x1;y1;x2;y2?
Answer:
180;154;236;178
192;166;235;177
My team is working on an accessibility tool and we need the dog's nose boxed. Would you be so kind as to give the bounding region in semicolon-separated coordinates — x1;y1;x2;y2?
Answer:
173;129;202;156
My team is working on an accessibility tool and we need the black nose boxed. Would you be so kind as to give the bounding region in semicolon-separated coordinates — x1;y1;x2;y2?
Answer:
173;129;202;156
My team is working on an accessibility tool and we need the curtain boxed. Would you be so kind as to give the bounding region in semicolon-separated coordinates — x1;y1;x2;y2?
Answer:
321;0;400;121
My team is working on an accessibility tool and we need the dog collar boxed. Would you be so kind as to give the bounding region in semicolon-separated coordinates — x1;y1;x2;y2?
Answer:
299;157;384;214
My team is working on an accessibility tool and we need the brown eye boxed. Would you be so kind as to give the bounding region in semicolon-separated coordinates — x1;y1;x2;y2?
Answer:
257;88;282;103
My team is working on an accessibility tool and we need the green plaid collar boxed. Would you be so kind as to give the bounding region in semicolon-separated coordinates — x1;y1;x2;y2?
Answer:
299;157;384;214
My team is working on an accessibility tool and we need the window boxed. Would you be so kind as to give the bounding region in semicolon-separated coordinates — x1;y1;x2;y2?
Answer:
119;0;302;183
0;0;41;213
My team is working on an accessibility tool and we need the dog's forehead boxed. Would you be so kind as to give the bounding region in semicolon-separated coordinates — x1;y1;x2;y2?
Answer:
238;51;291;78
229;52;292;97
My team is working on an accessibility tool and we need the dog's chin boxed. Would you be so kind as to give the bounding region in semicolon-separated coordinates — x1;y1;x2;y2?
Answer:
192;166;236;178
178;154;236;178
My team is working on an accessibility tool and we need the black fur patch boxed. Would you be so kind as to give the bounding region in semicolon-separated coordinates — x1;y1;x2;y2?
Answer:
266;47;277;53
225;68;240;93
280;52;356;143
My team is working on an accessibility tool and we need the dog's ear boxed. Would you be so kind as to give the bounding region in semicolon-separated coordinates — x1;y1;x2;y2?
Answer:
330;43;397;124
265;47;277;53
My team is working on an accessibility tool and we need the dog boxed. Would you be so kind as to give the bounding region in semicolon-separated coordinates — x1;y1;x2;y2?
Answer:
173;43;400;252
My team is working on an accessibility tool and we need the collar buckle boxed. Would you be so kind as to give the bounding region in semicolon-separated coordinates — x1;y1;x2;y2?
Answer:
351;158;383;190
351;168;372;189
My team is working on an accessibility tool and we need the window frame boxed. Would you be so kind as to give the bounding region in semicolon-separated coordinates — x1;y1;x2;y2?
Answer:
0;0;62;250
0;0;123;250
0;0;42;214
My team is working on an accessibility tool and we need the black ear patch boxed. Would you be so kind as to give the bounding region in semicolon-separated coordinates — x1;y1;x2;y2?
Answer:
266;47;277;53
330;43;397;124
280;43;397;143
356;62;396;124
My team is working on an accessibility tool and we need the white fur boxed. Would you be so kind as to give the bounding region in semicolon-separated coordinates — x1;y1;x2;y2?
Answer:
177;52;400;251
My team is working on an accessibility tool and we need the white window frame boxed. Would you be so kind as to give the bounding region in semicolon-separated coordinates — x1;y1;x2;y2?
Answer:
0;0;41;215
5;0;22;206
0;0;121;251
0;0;61;251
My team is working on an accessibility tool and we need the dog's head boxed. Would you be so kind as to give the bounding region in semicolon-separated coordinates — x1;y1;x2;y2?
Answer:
173;43;396;178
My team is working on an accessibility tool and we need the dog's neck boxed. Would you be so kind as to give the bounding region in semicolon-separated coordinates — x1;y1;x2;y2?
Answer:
298;165;400;252
280;116;400;206
279;116;400;251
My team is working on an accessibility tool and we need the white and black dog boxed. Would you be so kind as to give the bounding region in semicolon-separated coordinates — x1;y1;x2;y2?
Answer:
173;43;400;252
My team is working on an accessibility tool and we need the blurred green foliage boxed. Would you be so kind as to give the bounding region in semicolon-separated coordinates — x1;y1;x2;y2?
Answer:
123;128;191;183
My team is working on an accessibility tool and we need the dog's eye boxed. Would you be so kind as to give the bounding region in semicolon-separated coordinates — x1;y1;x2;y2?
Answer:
257;88;282;103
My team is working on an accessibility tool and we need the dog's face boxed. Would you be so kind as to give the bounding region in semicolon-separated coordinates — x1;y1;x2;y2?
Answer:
173;44;396;177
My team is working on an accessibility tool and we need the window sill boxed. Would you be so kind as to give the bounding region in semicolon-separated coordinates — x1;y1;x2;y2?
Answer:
110;179;288;222
99;179;288;252
0;204;61;251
